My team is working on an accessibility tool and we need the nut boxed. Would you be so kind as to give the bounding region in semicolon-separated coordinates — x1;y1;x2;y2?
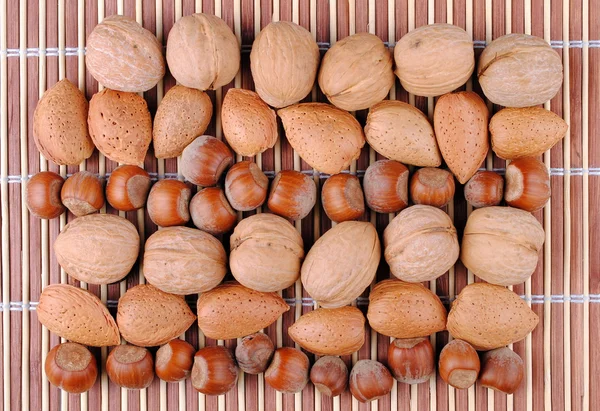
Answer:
410;168;455;208
224;161;269;211
321;173;365;223
155;339;196;382
363;160;409;213
505;157;551;212
349;360;393;403
106;345;155;389
387;337;435;384
438;339;480;389
191;346;239;395
479;347;525;394
45;343;98;394
265;347;310;394
61;171;104;216
147;179;191;227
463;171;504;208
26;171;65;219
180;136;233;187
234;332;275;374
106;165;151;211
190;187;237;235
310;356;348;397
268;170;317;220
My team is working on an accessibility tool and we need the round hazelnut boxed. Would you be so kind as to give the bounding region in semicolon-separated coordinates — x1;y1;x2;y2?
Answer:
106;165;151;211
310;356;348;397
363;160;409;213
438;339;480;389
264;347;309;394
181;135;233;187
387;337;434;384
191;346;239;395
268;170;317;220
464;171;504;208
235;332;275;374
26;171;65;219
321;173;365;223
224;161;269;211
106;344;154;389
505;157;550;212
147;179;191;227
45;342;98;393
479;347;524;394
190;187;237;235
155;339;196;383
61;171;104;216
410;168;455;208
349;360;393;403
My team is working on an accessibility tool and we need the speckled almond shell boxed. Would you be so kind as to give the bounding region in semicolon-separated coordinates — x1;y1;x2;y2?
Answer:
54;213;140;285
37;284;120;347
460;207;545;286
117;284;196;347
278;103;366;175
384;205;459;283
196;282;290;340
33;79;95;166
153;85;213;159
221;89;278;156
86;15;165;92
434;91;490;184
250;21;320;108
365;100;441;167
288;306;365;356
318;33;394;111
301;221;380;308
230;213;304;292
447;283;539;350
366;279;447;339
394;24;474;97
478;33;563;107
143;227;227;295
490;107;569;160
88;89;152;165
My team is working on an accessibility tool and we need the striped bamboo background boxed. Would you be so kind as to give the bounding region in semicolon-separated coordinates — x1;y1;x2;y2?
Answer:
0;0;598;410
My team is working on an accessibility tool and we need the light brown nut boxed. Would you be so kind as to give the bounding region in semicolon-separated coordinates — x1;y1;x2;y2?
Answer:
288;306;365;356
166;13;240;90
37;284;120;347
434;91;489;184
196;282;290;340
365;101;441;167
301;221;380;308
490;107;569;160
88;89;152;165
251;21;320;108
230;213;304;292
117;284;196;347
86;15;165;92
222;89;278;156
318;33;394;111
143;227;227;295
394;24;474;97
153;85;213;159
384;205;459;283
54;213;139;285
33;79;94;166
478;33;563;107
278;103;366;174
447;283;539;350
367;279;447;339
460;206;544;286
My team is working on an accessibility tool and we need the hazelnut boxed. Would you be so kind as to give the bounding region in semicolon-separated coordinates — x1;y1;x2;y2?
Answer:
224;161;269;211
191;346;239;395
349;360;393;403
147;179;191;227
410;168;455;208
181;135;233;187
387;337;435;384
235;332;275;374
321;173;365;223
155;339;196;383
268;170;317;220
26;171;65;219
45;342;98;393
479;347;524;394
106;165;151;211
61;171;104;216
438;339;480;389
190;187;237;235
464;171;504;208
264;347;309;394
310;356;348;397
363;160;409;213
505;157;550;212
106;344;154;389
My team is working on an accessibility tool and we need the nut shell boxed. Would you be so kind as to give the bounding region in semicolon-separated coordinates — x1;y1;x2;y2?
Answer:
349;360;393;403
321;173;365;223
45;343;98;394
505;157;551;212
147;179;191;227
61;171;105;216
106;165;151;211
224;161;269;211
387;337;435;384
265;348;310;394
268;170;317;220
235;333;275;374
191;346;239;395
155;339;196;382
438;339;480;389
363;160;409;213
26;171;65;219
310;356;348;397
106;345;155;389
479;347;525;394
464;171;504;208
180;136;234;187
410;168;455;208
190;187;237;235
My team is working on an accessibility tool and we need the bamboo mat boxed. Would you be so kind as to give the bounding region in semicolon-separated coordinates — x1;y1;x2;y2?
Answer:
0;0;598;410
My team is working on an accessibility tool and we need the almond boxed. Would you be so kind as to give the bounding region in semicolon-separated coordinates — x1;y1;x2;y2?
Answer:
446;283;539;350
153;85;213;159
33;79;94;166
288;307;365;356
278;103;366;174
37;284;120;347
434;91;489;184
489;107;568;159
196;282;290;340
366;279;447;339
117;284;196;347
